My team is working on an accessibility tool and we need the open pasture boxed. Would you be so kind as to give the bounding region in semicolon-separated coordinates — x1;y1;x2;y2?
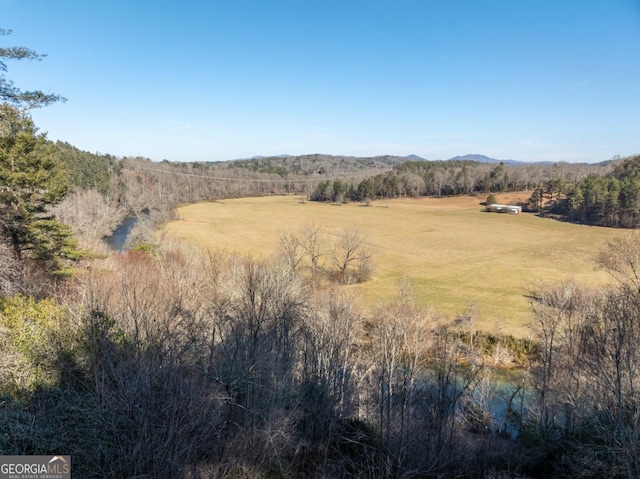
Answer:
162;194;624;335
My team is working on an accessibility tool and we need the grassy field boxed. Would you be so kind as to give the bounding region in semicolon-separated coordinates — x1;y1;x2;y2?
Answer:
161;194;625;335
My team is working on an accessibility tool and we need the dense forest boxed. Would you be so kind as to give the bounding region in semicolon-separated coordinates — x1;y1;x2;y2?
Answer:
527;154;640;227
309;159;614;205
4;31;640;479
306;154;640;232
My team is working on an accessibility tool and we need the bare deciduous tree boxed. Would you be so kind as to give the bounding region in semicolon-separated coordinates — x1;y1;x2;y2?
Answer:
300;288;360;445
580;287;640;478
597;230;640;293
278;230;305;273
0;241;23;295
330;226;372;284
299;223;324;279
529;281;596;431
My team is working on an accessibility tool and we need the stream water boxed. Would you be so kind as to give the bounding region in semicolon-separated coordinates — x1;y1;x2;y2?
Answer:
104;216;138;251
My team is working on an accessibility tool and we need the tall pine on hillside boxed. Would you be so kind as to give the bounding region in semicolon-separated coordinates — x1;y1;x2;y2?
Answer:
0;29;79;275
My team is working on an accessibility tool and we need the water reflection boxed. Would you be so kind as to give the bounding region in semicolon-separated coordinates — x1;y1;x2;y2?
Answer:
104;216;138;251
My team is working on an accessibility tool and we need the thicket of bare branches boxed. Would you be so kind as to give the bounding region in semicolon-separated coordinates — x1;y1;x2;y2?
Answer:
0;242;533;478
0;241;22;295
525;238;640;477
278;223;373;285
51;188;126;253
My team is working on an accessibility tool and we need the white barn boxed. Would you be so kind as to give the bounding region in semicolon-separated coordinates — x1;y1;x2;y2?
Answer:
486;203;522;214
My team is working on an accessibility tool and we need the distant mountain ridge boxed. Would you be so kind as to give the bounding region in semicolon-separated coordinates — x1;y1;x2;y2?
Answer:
245;153;425;162
235;153;574;167
250;154;293;159
243;153;521;164
447;154;522;165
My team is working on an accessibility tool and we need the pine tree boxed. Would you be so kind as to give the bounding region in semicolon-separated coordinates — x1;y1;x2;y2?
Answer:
0;29;65;109
0;30;79;275
0;104;80;274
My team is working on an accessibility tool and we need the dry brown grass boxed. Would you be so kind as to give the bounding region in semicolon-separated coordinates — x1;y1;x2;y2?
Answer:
161;194;624;335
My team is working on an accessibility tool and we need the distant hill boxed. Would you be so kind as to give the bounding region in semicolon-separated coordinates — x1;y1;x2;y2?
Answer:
234;153;593;168
219;154;411;178
248;154;292;160
448;154;522;165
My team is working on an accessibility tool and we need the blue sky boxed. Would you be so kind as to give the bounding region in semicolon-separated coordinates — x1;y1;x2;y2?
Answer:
3;0;640;163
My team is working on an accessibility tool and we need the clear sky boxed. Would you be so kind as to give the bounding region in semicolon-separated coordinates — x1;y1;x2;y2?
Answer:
3;0;640;163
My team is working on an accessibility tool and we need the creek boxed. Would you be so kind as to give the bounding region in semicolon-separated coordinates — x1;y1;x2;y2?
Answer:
104;216;138;251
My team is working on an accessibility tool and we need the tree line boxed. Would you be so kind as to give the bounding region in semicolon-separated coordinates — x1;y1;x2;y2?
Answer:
310;160;612;203
528;154;640;228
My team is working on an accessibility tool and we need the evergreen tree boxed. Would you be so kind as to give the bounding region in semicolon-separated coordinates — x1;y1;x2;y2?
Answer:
0;104;80;273
0;29;65;109
0;30;79;274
